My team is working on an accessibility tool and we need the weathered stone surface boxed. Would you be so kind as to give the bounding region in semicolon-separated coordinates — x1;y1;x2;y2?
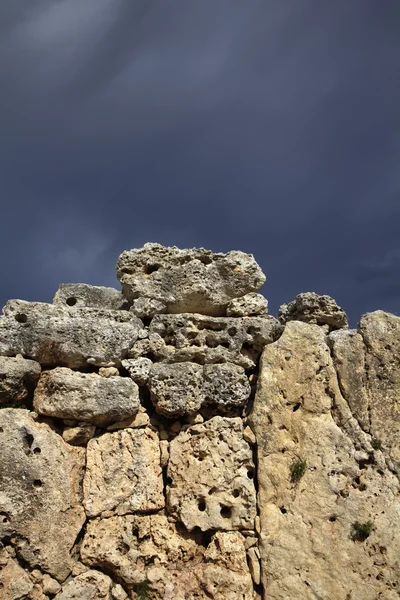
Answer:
167;416;256;531
81;513;256;599
53;283;128;310
250;321;400;600
129;296;166;320
34;368;140;426
54;570;114;600
0;355;41;407
226;293;268;317
148;362;250;416
130;313;282;369
62;423;96;446
0;301;143;368
0;550;34;599
0;409;85;580
83;427;164;517
278;292;348;331
117;243;266;317
121;357;152;385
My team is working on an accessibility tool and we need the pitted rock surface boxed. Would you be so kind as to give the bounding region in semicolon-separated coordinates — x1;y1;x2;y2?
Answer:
53;283;128;310
33;367;140;426
278;291;348;331
54;570;116;600
0;355;41;408
130;312;281;369
250;321;400;600
81;513;256;599
226;292;268;317
121;357;152;385
0;300;142;368
117;243;266;317
167;416;256;531
148;362;250;416
0;409;85;581
83;427;164;517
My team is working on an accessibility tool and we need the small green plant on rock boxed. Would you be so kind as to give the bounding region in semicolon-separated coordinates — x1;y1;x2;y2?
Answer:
290;459;307;484
134;579;150;600
351;521;373;542
371;438;382;451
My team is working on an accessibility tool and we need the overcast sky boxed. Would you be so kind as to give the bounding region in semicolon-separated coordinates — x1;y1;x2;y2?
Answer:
1;0;399;325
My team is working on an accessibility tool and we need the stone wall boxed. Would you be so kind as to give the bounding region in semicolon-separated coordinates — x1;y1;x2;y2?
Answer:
0;243;399;600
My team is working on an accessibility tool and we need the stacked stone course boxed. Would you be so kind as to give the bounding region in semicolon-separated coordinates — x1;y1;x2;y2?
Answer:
1;242;400;600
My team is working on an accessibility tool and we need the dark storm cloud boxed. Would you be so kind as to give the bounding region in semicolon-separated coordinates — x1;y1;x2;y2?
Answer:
1;0;399;324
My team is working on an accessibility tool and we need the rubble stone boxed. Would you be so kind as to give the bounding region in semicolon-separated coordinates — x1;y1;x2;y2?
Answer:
33;368;140;426
83;427;164;517
278;291;348;331
62;423;96;446
54;570;114;600
0;355;41;408
226;293;268;317
0;301;143;368
167;416;256;531
53;283;128;310
121;357;152;385
117;243;266;317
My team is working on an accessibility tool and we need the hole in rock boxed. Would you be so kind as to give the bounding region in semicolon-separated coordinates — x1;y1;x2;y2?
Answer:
15;313;27;323
144;264;160;274
329;515;337;522
33;447;41;454
220;505;232;518
280;507;287;514
292;403;301;412
0;427;3;433
166;477;173;485
247;469;255;479
66;297;77;306
33;480;43;488
228;327;237;336
198;501;206;512
232;489;240;498
199;256;212;265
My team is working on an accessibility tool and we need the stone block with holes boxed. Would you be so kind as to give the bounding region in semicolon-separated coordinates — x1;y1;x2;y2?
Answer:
167;416;256;531
53;283;128;310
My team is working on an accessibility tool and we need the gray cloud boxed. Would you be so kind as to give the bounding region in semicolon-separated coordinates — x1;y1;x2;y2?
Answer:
1;0;399;324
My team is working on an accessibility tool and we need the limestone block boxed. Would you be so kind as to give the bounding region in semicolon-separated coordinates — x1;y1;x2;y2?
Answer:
226;293;268;317
0;355;41;408
53;283;128;310
202;363;250;409
0;300;143;368
81;513;255;599
167;416;256;531
117;243;266;317
34;368;140;426
83;427;164;517
0;409;85;580
54;570;114;600
250;321;400;600
278;291;348;331
130;313;282;369
121;357;152;385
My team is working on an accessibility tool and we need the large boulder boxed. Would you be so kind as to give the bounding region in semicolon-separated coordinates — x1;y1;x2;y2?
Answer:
0;300;143;368
0;409;85;581
116;243;266;317
250;321;400;600
33;367;140;426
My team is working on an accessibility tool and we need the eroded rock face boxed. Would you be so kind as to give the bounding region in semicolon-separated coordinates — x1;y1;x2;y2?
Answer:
54;570;115;600
117;243;266;317
33;368;140;426
250;321;400;600
81;513;256;599
167;416;256;531
83;427;164;517
0;409;85;581
0;355;41;408
53;283;128;310
278;292;348;331
226;293;268;317
130;313;281;369
0;301;143;368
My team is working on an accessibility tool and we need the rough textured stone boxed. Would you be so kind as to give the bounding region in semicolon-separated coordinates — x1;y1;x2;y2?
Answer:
0;355;41;407
130;313;281;369
250;321;400;600
62;423;96;446
0;301;143;368
34;368;140;426
148;362;250;416
81;513;255;599
278;292;348;331
0;551;34;600
121;357;152;385
226;293;268;317
117;243;266;317
167;416;256;531
54;570;114;600
83;427;164;517
0;409;85;580
53;283;128;310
